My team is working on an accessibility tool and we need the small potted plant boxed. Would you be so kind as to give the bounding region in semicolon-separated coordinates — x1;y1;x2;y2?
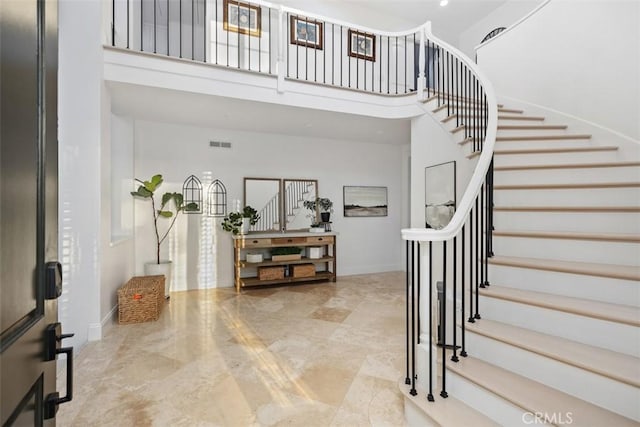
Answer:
270;247;303;262
131;174;199;298
304;197;333;223
221;205;260;235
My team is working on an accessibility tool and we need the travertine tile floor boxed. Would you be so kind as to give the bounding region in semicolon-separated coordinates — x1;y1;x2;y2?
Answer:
58;272;407;426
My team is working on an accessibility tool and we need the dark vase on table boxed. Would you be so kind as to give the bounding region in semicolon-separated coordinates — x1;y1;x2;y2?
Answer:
321;212;330;222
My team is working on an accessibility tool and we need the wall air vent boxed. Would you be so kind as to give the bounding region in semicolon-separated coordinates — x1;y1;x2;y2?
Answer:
209;141;232;148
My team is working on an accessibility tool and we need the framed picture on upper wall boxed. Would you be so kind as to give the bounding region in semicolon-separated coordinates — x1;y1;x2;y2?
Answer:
290;15;323;49
348;29;376;61
344;186;388;217
223;0;261;37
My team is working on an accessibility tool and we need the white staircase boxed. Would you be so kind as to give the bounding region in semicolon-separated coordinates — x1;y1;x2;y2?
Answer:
405;101;640;426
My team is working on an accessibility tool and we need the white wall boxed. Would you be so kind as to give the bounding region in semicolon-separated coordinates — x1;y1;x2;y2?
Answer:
457;0;543;58
477;0;640;140
100;109;136;326
133;119;407;289
410;114;474;229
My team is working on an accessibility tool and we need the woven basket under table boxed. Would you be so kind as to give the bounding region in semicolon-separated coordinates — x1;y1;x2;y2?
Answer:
118;275;165;324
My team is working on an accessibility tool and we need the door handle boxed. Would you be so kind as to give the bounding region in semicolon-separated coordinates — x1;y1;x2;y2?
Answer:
43;323;74;419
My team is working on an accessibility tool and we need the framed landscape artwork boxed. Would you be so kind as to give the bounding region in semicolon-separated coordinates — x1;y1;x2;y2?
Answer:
348;29;376;61
344;186;388;217
223;0;261;37
424;161;456;229
290;16;323;49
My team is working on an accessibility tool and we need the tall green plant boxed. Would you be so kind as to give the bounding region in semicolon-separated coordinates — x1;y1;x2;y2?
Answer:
131;174;199;264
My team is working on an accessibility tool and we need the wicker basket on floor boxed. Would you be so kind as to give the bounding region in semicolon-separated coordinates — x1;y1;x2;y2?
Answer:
118;275;165;324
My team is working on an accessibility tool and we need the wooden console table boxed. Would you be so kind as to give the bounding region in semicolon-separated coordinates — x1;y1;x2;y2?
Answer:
232;232;337;291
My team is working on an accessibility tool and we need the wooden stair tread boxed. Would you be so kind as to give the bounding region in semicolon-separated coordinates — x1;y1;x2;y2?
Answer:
489;255;640;282
493;230;640;243
498;125;567;130
494;182;640;190
497;107;523;113
466;319;640;387
498;115;545;121
494;206;640;213
496;134;591;141
479;285;640;327
494;147;617;155
448;356;638;426
398;378;499;427
422;93;503;108
494;161;640;171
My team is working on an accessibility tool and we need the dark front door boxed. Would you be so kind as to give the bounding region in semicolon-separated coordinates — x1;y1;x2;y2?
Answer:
1;0;69;425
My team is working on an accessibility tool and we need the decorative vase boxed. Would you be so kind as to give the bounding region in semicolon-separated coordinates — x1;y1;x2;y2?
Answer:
144;261;172;299
320;212;331;222
240;218;251;234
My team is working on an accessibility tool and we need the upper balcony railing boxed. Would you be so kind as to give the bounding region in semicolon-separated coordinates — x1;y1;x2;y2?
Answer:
109;0;428;96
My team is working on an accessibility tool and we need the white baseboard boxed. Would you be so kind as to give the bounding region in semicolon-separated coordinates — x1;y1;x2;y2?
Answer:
87;304;118;341
338;263;403;276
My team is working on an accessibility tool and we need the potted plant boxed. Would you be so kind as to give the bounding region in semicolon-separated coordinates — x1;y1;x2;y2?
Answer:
221;205;260;235
131;174;199;298
304;197;334;223
270;246;303;262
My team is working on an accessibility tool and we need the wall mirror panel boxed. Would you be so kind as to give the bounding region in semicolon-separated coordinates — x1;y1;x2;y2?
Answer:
244;177;318;232
244;178;281;232
283;179;317;231
425;161;456;229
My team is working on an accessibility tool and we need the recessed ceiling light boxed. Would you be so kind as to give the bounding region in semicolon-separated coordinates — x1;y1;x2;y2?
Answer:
440;0;449;6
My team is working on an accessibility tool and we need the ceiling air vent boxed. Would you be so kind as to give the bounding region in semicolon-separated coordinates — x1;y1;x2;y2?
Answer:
210;141;232;149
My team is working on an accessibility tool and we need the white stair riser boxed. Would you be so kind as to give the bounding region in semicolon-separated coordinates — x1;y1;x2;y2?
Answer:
493;150;619;167
492;235;640;266
487;264;640;306
493;211;640;234
478;295;639;356
467;332;640;420
404;399;439;427
494;187;640;207
494;166;640;185
495;139;592;150
449;371;535;426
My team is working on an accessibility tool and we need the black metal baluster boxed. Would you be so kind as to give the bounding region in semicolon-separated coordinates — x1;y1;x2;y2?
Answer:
387;36;390;94
331;23;334;85
340;25;343;86
356;39;359;89
404;34;407;93
455;59;459;127
417;241;421;341
468;206;476;323
451;235;459;362
460;223;468;357
395;36;398;94
267;8;270;73
475;196;481;320
410;241;417;396
248;3;252;70
480;182;486;289
440;240;448;399
111;0;115;46
488;156;495;258
154;0;157;53
378;35;382;93
286;13;290;77
141;0;144;51
427;241;434;401
405;240;411;385
166;0;169;56
304;17;308;81
127;0;130;48
192;0;196;60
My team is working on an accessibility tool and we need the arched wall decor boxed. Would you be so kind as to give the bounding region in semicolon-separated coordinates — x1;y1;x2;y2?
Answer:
207;179;228;217
182;175;203;214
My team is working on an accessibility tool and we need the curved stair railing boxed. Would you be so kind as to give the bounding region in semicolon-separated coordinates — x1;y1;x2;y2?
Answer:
401;24;497;401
